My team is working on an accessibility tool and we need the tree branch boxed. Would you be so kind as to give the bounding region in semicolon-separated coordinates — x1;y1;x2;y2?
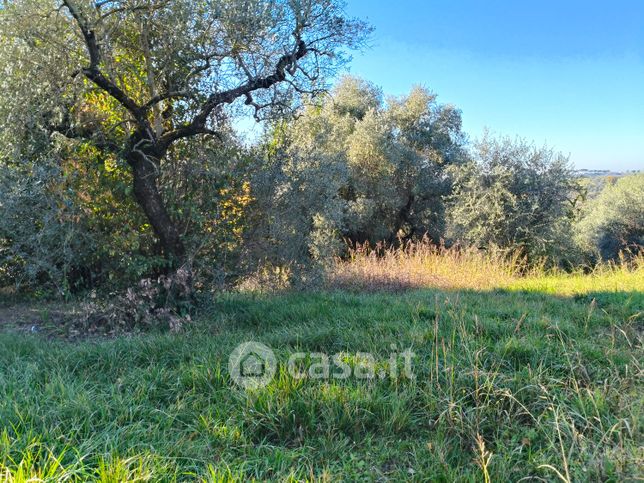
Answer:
142;91;194;110
158;39;308;149
62;0;146;125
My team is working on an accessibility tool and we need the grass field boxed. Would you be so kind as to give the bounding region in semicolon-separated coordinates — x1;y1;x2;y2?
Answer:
0;255;642;481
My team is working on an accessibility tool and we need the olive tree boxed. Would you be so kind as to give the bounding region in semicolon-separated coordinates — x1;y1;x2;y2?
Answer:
248;76;466;276
0;0;369;270
575;173;644;261
447;134;579;263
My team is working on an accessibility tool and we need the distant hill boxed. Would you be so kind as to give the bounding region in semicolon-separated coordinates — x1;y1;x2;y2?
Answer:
575;169;641;178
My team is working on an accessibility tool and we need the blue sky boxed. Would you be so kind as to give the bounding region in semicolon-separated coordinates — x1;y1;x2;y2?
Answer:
343;0;644;171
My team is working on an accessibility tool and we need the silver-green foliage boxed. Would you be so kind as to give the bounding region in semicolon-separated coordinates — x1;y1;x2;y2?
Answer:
447;134;578;263
0;146;89;293
249;76;466;274
0;0;370;288
575;173;644;261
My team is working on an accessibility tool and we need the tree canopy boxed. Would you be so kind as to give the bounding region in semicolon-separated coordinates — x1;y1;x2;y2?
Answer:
0;0;369;263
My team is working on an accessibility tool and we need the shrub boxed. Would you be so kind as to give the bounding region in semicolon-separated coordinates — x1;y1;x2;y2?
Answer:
0;145;94;294
0;130;253;295
575;173;644;261
247;76;467;280
446;134;580;265
0;136;163;294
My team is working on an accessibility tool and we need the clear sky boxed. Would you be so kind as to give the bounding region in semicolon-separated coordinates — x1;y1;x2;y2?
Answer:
342;0;644;171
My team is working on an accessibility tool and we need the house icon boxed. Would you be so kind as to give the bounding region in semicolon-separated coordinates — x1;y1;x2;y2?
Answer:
240;352;266;378
229;341;277;390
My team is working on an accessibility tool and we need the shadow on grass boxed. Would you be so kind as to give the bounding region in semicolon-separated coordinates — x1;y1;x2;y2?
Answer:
0;284;641;481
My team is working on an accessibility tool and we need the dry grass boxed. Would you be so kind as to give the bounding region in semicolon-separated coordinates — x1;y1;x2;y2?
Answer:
327;240;643;293
327;241;527;292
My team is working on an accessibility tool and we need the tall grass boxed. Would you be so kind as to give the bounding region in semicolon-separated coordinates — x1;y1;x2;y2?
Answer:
327;239;644;293
1;283;641;480
511;252;644;295
327;241;525;292
0;244;642;480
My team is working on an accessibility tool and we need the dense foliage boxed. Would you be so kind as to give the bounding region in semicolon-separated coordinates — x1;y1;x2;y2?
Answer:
575;173;644;261
2;72;642;294
446;135;580;264
0;3;641;295
0;127;252;292
246;77;466;280
0;0;369;291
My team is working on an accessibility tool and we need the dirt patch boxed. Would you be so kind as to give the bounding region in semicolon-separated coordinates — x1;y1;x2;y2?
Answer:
0;302;81;337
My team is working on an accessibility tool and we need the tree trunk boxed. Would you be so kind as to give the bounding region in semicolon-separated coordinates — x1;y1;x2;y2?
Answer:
126;149;185;267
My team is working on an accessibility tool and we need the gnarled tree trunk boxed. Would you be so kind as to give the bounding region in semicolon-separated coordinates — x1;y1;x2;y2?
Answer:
126;147;185;267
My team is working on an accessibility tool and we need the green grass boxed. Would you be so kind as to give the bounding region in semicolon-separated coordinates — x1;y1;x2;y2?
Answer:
0;270;642;481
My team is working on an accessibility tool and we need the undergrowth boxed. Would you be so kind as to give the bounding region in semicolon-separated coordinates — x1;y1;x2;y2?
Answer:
0;249;642;481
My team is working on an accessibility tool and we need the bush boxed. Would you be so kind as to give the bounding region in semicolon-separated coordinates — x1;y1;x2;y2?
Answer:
0;130;253;295
0;155;89;295
575;173;644;261
246;76;467;280
0;134;166;294
446;134;580;265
